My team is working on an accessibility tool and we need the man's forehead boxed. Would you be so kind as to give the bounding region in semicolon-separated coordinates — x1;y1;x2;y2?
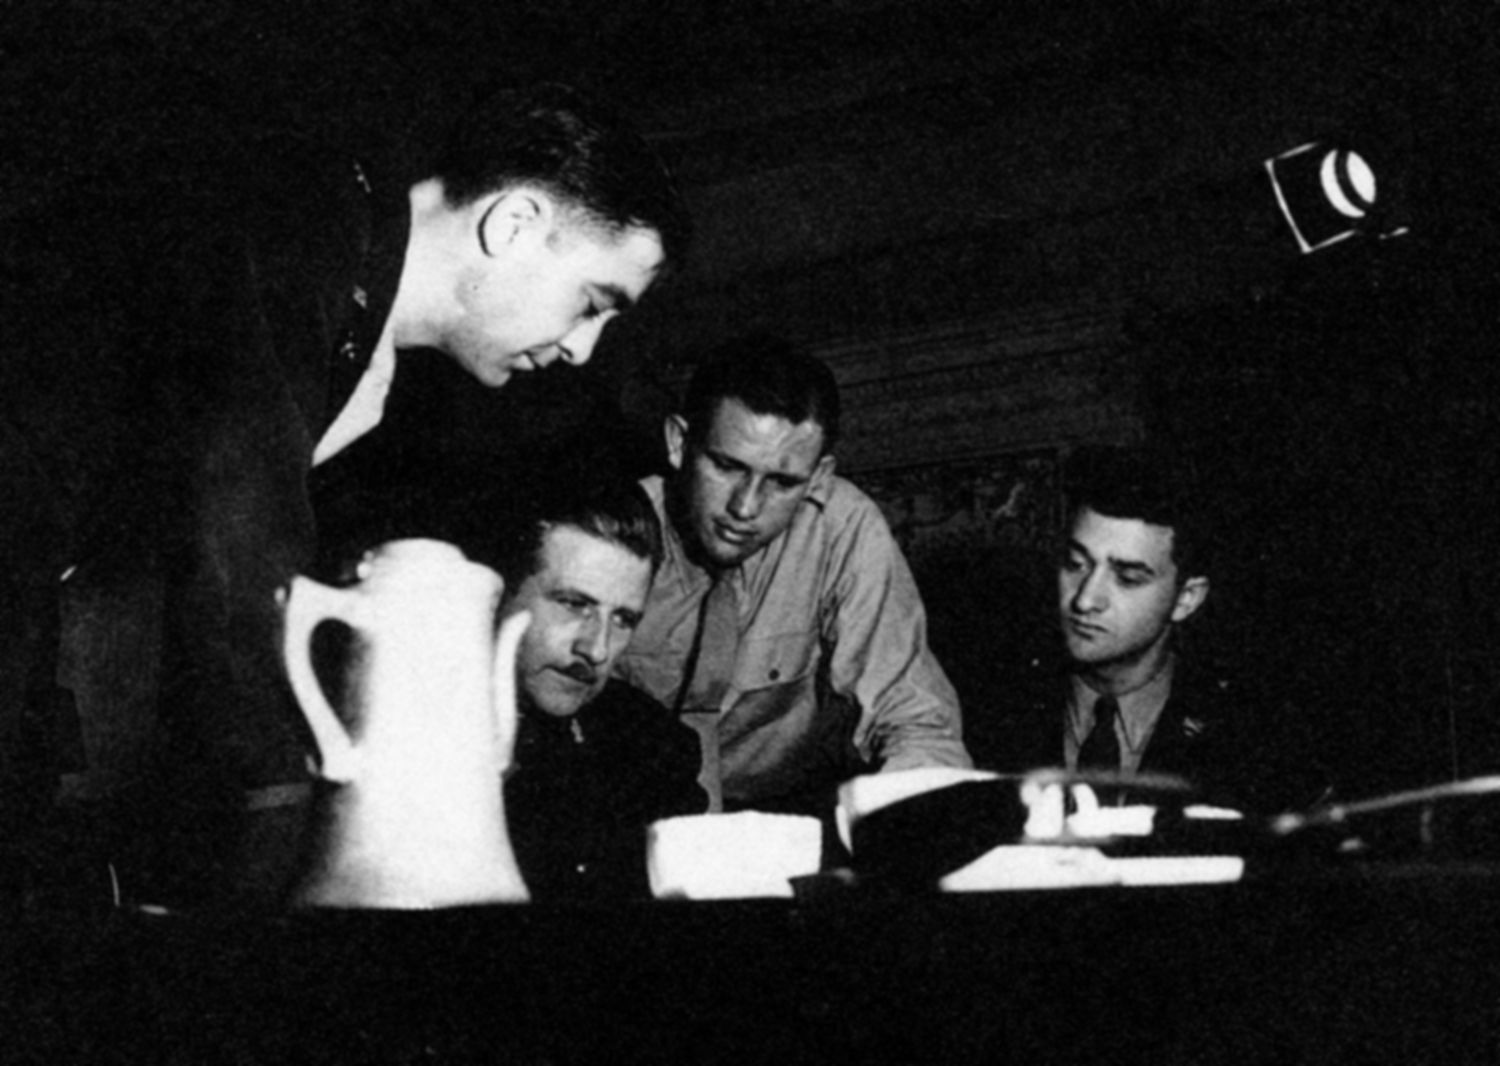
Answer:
703;398;826;465
575;226;664;299
540;523;637;568
1069;507;1177;567
536;525;651;601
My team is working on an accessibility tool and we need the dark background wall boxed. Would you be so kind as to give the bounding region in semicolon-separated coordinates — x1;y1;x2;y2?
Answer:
7;0;1500;800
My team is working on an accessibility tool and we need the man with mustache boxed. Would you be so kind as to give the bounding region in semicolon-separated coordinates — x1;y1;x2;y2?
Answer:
0;80;689;905
495;483;703;901
615;336;970;843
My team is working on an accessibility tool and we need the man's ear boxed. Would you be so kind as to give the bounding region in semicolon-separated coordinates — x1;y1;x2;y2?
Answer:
477;188;553;257
664;414;690;471
1170;575;1209;624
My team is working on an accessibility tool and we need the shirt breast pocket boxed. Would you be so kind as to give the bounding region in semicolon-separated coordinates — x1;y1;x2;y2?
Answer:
735;628;818;698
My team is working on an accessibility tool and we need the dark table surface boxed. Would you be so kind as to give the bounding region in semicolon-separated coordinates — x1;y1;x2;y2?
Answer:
7;856;1500;1066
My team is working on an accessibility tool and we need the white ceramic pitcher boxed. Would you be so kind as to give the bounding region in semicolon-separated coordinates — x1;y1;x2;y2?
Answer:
282;539;530;908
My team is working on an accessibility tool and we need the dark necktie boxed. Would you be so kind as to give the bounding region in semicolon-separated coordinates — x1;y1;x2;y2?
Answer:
673;574;740;813
674;574;740;713
1077;695;1121;771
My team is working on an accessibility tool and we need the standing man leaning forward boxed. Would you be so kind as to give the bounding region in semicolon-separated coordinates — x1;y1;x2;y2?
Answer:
0;81;689;903
491;484;703;902
615;336;971;838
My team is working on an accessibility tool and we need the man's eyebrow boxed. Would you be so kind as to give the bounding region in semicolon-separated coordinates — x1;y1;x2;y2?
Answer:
595;283;635;313
549;585;599;606
1109;557;1157;577
704;446;749;469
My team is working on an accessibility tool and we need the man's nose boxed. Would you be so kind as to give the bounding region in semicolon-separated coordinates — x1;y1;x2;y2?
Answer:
573;616;610;665
1071;571;1106;613
558;312;617;366
727;478;764;520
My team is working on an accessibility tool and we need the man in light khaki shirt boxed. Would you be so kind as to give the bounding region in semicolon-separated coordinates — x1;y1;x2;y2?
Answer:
615;336;970;823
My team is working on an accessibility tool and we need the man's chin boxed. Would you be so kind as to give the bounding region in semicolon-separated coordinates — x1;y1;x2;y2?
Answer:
705;548;748;570
525;685;588;719
700;532;757;568
478;363;515;388
1064;639;1114;666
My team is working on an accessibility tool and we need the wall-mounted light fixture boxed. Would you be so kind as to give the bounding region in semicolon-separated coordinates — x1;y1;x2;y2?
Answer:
1265;141;1409;254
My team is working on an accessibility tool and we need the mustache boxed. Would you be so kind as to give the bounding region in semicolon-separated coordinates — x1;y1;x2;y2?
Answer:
557;662;600;685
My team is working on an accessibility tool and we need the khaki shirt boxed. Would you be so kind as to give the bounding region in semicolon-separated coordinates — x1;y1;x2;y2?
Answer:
616;475;971;804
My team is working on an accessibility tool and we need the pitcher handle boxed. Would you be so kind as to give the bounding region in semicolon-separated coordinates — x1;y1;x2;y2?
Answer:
491;609;530;774
282;575;361;784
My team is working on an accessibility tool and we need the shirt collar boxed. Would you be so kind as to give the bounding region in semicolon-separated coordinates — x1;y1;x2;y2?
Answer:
644;476;710;597
1068;654;1176;754
804;470;833;509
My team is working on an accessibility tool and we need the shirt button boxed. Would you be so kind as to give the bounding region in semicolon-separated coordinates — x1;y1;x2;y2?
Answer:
769;669;780;681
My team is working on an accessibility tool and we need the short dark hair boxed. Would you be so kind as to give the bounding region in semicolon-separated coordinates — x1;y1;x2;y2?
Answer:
681;334;841;456
1063;444;1211;580
430;81;692;274
495;481;664;592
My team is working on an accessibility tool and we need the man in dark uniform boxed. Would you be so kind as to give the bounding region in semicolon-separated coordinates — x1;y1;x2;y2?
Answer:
974;445;1325;814
0;81;690;905
492;483;703;901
